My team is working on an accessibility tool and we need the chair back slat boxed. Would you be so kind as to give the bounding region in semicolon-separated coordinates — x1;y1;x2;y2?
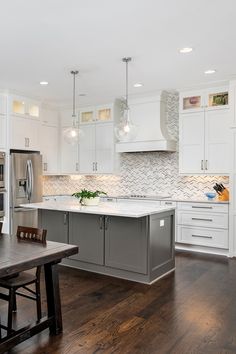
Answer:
16;226;47;244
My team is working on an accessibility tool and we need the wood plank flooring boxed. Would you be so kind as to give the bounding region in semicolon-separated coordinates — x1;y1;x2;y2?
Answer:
2;251;236;354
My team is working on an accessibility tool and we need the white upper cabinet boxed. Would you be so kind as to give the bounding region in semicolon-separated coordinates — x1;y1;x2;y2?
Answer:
79;123;115;174
180;87;229;114
179;87;230;175
11;95;40;118
79;107;95;124
9;95;41;151
60;109;79;174
96;104;113;122
41;108;59;175
0;95;7;149
79;125;96;174
179;112;205;173
180;90;204;113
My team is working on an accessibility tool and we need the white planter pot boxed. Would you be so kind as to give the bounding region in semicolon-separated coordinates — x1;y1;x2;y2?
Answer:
82;197;100;206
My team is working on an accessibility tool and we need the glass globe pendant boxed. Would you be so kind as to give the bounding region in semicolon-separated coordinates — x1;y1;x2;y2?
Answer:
115;57;138;142
63;70;83;145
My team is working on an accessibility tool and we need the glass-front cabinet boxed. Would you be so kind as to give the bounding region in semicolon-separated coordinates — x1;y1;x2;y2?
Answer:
11;96;40;118
180;87;229;113
96;105;113;122
79;107;95;124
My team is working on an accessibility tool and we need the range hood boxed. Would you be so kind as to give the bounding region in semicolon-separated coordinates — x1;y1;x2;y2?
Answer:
116;92;176;152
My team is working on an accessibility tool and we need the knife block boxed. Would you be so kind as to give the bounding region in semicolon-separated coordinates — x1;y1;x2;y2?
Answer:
218;188;229;201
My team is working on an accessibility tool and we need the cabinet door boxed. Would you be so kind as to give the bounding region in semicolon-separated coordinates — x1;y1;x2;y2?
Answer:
69;213;104;265
0;95;7;115
60;128;79;174
105;216;148;274
10;115;40;150
0;116;6;149
79;107;95;124
205;87;229;111
96;123;114;173
39;210;68;243
41;125;58;174
41;108;58;126
179;112;205;173
79;124;96;174
179;91;204;113
96;105;113;122
205;109;230;174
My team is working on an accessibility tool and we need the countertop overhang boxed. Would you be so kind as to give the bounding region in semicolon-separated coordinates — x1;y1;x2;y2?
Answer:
21;201;175;218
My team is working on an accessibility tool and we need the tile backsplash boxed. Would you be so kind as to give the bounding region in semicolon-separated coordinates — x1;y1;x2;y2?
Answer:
43;92;229;198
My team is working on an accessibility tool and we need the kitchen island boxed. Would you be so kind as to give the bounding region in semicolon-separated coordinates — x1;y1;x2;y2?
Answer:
22;201;175;284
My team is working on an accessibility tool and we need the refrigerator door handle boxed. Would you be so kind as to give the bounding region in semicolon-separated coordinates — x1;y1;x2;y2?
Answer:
26;160;31;201
29;159;34;201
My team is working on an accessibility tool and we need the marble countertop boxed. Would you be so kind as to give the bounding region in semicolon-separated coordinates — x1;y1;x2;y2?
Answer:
21;201;175;218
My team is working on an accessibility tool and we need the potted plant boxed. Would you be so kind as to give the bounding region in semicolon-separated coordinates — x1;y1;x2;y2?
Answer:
72;189;107;206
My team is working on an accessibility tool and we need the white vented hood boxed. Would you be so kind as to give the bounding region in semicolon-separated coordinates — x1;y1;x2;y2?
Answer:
116;92;176;152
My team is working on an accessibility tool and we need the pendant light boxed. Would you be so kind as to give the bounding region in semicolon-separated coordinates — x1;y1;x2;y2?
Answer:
115;57;137;142
63;70;84;145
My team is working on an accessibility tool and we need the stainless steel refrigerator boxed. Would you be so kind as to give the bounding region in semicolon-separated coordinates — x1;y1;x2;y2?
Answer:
10;151;42;235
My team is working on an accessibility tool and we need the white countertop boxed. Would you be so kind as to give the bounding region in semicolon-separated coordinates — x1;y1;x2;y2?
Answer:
21;201;175;218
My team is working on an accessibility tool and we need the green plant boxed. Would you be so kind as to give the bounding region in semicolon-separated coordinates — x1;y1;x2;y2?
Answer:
72;189;107;203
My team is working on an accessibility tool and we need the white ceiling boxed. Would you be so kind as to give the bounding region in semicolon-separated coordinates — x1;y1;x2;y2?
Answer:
0;0;235;106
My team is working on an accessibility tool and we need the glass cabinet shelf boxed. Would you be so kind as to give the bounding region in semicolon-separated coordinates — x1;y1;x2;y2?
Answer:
13;100;26;115
97;108;111;121
80;111;94;123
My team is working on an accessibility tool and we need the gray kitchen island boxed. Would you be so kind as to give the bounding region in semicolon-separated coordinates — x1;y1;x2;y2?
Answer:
22;201;175;284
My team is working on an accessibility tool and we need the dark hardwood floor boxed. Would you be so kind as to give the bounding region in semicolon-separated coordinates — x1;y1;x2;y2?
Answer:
2;251;236;354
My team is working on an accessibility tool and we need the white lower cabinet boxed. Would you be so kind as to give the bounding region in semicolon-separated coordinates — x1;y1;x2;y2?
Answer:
79;122;115;174
176;202;229;250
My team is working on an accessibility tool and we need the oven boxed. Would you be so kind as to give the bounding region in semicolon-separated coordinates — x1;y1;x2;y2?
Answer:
0;152;5;189
0;192;4;219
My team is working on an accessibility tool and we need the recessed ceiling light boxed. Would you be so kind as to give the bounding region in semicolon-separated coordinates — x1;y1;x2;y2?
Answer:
204;69;216;74
133;83;143;88
40;81;49;85
179;47;193;54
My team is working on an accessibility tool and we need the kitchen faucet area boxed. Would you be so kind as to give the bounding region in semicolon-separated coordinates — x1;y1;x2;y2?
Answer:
0;1;235;353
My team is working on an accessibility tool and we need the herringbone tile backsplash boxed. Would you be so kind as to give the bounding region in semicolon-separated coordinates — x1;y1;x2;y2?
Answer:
43;92;229;198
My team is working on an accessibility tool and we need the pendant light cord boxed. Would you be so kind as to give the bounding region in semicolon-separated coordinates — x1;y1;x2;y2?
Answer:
71;70;79;123
122;57;131;110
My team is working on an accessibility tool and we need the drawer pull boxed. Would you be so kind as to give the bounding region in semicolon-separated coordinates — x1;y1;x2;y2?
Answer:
191;217;213;222
165;202;173;205
191;206;213;209
192;234;213;239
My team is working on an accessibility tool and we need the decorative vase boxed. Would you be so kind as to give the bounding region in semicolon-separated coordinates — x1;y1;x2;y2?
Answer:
82;197;100;206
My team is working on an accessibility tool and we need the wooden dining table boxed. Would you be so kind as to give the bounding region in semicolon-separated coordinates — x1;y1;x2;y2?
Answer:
0;234;78;353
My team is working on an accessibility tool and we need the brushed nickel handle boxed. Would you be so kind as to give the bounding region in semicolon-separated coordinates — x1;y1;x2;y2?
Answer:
95;162;98;171
99;216;104;230
75;162;79;171
192;234;212;239
43;163;47;171
192;206;213;209
63;212;68;225
192;217;213;222
201;160;204;170
104;216;109;230
205;160;208;170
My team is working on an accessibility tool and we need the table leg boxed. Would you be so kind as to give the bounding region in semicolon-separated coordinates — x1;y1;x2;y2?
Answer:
44;262;63;335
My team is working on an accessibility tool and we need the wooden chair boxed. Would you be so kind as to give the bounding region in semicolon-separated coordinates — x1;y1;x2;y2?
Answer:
0;222;2;235
0;226;47;335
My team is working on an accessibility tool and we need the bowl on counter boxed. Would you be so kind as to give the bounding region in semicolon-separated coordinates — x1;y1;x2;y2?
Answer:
205;192;217;200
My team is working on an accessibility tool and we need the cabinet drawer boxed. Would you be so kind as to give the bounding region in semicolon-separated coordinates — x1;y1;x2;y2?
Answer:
160;201;177;207
178;211;228;229
178;202;228;213
177;226;228;249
